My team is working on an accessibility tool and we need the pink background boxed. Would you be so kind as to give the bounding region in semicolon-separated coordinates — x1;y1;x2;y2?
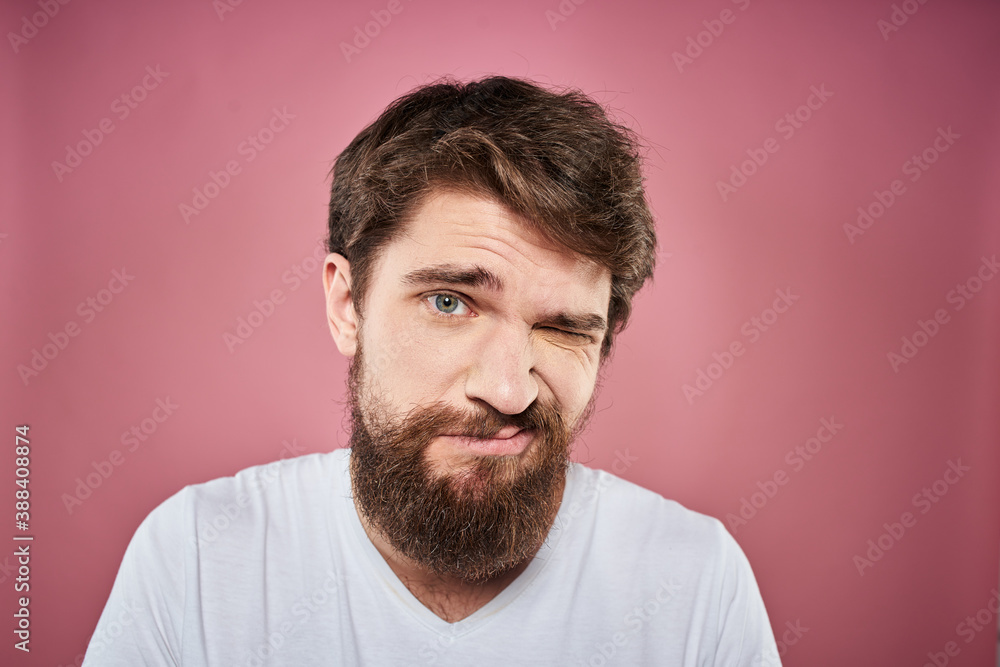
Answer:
4;0;1000;664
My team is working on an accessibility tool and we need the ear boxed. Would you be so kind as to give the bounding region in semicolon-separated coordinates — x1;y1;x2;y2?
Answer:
323;253;358;357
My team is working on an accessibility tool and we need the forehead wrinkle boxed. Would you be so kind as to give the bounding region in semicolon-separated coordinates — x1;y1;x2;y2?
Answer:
426;198;561;253
407;190;594;277
437;226;590;281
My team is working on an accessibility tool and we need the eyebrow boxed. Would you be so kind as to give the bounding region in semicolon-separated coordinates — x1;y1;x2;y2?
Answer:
401;263;505;292
543;312;608;335
402;262;608;335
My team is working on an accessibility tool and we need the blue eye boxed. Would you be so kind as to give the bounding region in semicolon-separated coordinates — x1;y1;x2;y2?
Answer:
435;295;459;313
427;294;469;315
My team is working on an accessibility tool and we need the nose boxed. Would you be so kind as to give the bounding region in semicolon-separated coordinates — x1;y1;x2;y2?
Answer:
464;324;538;415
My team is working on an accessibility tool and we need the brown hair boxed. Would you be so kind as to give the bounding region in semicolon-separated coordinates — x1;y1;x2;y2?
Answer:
326;75;656;357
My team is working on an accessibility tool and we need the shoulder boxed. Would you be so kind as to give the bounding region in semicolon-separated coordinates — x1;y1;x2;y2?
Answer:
564;462;728;539
562;463;742;567
561;466;780;662
137;449;350;546
186;449;348;507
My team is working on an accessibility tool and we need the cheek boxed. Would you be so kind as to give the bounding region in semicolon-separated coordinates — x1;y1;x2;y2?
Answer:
360;311;462;403
563;374;597;425
535;348;599;419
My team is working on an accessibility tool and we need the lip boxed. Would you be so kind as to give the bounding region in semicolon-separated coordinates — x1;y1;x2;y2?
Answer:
437;427;534;456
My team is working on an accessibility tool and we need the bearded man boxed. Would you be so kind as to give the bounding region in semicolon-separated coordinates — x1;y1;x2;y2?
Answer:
85;76;781;666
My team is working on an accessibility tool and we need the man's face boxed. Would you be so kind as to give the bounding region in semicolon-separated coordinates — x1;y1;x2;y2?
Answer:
329;189;611;581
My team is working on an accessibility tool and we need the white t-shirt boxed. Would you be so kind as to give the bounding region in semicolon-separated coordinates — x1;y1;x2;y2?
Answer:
83;449;781;666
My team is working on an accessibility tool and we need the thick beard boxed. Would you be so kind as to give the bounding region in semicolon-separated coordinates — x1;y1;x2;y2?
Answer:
347;344;581;583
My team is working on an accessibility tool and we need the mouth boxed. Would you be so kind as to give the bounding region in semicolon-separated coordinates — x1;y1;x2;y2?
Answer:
437;426;535;456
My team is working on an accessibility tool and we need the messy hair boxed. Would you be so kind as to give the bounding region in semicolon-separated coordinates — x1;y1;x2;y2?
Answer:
326;75;656;357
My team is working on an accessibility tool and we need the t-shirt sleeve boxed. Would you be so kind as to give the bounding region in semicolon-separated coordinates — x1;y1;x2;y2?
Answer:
712;524;782;667
82;488;191;666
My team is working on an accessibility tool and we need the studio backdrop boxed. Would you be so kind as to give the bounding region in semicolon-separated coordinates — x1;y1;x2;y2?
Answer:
3;0;999;665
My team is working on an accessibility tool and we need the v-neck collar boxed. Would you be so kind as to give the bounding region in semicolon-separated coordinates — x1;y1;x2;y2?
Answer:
332;449;578;638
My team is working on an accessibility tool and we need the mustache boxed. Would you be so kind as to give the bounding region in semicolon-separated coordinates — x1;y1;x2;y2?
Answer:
362;400;563;446
434;404;548;439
